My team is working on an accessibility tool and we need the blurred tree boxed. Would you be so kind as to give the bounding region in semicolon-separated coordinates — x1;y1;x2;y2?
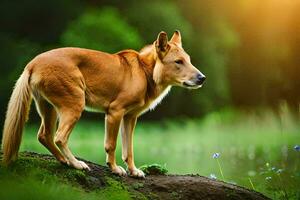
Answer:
0;34;41;131
0;0;84;133
225;0;300;111
61;7;143;53
191;20;239;111
123;1;194;44
176;0;239;113
0;0;83;44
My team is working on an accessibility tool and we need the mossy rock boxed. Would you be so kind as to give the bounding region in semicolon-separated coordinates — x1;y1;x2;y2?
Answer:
0;152;270;200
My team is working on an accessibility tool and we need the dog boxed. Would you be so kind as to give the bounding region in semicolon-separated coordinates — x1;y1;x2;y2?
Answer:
2;30;205;178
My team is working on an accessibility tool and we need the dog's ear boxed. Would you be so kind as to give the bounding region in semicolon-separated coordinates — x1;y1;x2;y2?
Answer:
170;30;182;47
155;31;169;58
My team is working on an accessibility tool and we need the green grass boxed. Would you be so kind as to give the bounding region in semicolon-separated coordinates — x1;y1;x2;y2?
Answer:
0;176;100;200
20;108;300;199
0;154;132;200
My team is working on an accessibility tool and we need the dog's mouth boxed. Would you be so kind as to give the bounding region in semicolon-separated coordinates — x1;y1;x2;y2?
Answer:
183;81;202;89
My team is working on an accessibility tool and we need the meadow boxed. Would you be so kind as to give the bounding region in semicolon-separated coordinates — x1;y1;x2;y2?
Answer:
19;108;300;199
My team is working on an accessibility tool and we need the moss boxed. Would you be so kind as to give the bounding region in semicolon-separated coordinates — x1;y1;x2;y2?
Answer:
132;182;144;190
225;188;237;198
101;177;148;200
98;176;132;200
0;155;99;200
147;192;160;200
0;176;101;200
17;153;82;176
171;191;180;198
139;163;168;175
0;152;148;200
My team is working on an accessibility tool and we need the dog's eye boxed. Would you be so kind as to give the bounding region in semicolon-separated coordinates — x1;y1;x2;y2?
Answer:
175;60;183;65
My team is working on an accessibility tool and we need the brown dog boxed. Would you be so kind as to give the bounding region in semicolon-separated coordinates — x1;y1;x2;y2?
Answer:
2;31;205;178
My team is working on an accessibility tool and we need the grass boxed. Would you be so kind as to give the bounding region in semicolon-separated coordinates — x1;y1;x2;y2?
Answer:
18;107;300;199
0;176;100;200
0;154;133;200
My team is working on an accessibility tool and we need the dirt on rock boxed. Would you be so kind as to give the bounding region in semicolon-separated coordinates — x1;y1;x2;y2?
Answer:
2;152;270;200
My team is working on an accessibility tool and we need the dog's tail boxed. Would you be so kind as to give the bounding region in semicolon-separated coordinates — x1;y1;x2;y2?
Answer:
2;69;32;166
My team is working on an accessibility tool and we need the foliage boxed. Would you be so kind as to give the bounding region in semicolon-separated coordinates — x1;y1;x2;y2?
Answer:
1;0;299;123
61;7;143;53
123;1;194;44
0;34;41;127
139;163;168;175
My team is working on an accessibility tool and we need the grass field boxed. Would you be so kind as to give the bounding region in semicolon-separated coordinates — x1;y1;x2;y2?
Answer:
20;108;300;199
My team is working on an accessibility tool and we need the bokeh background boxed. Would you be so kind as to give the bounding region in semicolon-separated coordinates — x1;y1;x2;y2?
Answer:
0;0;300;199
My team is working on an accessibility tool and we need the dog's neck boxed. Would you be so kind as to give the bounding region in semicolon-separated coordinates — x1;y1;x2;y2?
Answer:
139;45;170;100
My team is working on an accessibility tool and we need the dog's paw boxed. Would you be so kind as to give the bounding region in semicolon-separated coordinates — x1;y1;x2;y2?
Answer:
112;166;127;176
69;160;91;171
128;168;145;179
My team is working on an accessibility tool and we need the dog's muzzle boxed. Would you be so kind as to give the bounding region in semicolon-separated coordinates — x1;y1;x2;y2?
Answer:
183;73;206;89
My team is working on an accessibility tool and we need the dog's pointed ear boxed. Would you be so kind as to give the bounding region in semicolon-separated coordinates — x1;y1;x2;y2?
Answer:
170;30;182;47
155;31;169;57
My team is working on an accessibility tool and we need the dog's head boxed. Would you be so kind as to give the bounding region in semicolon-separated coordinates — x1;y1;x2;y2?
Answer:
153;31;205;89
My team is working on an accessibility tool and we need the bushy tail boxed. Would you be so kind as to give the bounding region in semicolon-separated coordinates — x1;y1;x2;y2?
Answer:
2;70;32;166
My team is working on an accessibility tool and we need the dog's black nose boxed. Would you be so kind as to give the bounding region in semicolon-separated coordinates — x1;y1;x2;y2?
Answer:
196;73;206;85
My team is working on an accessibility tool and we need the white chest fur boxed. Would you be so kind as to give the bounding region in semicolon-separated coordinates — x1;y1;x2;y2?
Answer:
148;86;171;111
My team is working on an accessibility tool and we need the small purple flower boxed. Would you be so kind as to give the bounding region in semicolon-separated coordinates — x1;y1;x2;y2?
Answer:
265;177;272;181
213;153;220;159
209;174;217;180
294;145;300;152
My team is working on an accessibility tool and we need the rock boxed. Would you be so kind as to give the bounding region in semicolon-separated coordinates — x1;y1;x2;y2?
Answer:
0;151;270;200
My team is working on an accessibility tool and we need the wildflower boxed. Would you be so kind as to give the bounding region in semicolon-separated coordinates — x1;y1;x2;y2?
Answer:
212;152;224;181
247;170;256;177
212;153;220;159
209;174;217;180
265;176;272;181
271;167;276;171
294;145;300;152
277;169;283;174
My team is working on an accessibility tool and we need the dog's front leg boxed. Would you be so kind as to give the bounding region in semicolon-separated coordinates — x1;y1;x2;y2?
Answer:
104;110;126;176
121;114;145;178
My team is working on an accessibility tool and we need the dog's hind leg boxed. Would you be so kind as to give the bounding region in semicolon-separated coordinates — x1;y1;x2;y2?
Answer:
35;97;67;164
30;64;88;169
54;104;90;170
